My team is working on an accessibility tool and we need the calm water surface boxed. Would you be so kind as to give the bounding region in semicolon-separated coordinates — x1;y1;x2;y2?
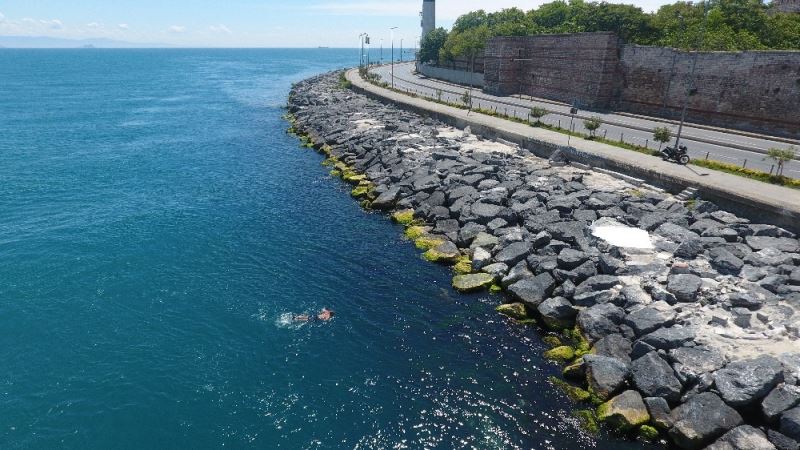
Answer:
0;49;652;449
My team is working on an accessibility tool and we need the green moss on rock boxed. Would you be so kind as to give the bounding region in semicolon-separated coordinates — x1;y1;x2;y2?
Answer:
489;283;503;293
638;425;659;442
549;376;592;403
573;409;600;435
414;236;445;251
597;391;651;431
544;346;576;362
542;336;563;348
392;209;416;225
452;273;494;293
453;255;472;275
495;303;529;320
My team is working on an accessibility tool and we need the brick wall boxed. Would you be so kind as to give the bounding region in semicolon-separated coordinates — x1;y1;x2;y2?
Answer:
484;33;622;109
618;45;800;138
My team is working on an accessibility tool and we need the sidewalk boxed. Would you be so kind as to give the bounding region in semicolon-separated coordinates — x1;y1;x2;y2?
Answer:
346;68;800;233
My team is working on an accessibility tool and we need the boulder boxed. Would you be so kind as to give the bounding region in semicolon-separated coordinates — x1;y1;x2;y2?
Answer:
592;334;633;363
577;303;625;343
639;326;695;350
470;232;499;250
746;236;800;253
507;273;556;307
782;407;800;441
495;241;532;267
583;354;630;400
711;248;745;275
500;261;533;288
537;297;578;330
763;384;800;422
669;392;743;450
371;187;400;210
656;223;700;242
767;430;799;450
675;239;704;259
625;302;676;336
599;253;626;275
707;425;777;450
714;355;784;407
557;248;589;270
495;303;530;320
471;247;492;271
631;352;683;402
481;263;509;280
574;275;620;297
667;274;703;302
423;241;460;263
597;390;650;430
452;273;494;293
669;346;727;384
645;396;673;429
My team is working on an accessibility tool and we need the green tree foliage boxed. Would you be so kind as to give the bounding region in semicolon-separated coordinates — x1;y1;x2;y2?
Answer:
653;126;672;150
530;106;549;124
766;147;797;177
434;0;800;61
584;116;603;137
419;28;448;64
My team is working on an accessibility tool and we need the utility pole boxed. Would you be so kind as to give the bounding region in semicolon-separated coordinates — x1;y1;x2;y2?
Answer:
674;0;709;150
400;38;404;62
390;26;398;88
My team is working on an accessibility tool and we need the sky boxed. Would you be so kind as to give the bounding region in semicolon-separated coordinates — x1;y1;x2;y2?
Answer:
0;0;675;48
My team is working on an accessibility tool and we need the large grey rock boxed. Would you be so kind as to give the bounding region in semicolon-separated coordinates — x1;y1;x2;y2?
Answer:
707;425;777;450
669;392;743;450
470;232;499;250
782;407;800;441
656;223;700;242
471;247;492;271
557;248;589;270
625;302;676;336
669;346;727;384
667;274;703;302
574;275;620;297
583;354;630;400
470;201;504;224
593;334;633;363
746;236;800;253
645;396;673;429
577;303;625;343
631;352;683;402
763;384;800;422
371;187;400;210
495;241;532;267
767;430;799;450
500;261;533;288
536;297;577;330
597;390;650;430
675;239;705;259
711;248;745;275
639;326;696;350
714;355;784;407
507;273;556;307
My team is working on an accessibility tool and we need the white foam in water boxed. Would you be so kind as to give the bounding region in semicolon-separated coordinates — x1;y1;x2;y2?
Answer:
275;312;303;329
590;219;654;250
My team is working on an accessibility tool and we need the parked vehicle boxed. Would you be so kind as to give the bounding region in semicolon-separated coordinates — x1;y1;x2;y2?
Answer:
661;145;691;165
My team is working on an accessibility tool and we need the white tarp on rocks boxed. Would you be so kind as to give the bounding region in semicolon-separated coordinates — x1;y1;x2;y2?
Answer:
591;218;654;250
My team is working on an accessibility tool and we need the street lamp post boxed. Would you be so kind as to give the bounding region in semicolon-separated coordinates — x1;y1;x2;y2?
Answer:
358;33;368;69
673;0;709;151
390;26;398;88
400;38;404;63
380;39;383;64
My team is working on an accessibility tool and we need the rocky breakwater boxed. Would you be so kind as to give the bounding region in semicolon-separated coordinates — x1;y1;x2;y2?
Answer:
287;71;800;449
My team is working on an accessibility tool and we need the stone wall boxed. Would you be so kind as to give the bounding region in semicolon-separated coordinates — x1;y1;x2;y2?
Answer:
481;33;800;138
773;0;800;13
484;33;622;109
417;63;485;87
618;45;800;138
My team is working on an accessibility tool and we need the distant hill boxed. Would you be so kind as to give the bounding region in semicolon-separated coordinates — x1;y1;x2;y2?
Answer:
0;36;171;49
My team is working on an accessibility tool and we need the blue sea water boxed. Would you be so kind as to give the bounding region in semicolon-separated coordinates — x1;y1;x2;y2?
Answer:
0;49;651;449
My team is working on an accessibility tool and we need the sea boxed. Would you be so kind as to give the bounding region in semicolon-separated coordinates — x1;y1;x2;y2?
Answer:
0;49;653;449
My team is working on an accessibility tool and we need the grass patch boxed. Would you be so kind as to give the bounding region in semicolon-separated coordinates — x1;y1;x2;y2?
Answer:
692;158;800;189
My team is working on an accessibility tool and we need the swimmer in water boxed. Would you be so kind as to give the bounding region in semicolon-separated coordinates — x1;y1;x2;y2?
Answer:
293;308;334;322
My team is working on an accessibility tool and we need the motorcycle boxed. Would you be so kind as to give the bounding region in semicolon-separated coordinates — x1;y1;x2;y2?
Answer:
661;145;691;165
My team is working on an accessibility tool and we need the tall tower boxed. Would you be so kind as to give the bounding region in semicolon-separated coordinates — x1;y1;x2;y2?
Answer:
422;0;436;40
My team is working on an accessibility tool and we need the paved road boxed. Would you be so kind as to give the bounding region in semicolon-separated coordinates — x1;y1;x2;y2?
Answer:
372;63;800;177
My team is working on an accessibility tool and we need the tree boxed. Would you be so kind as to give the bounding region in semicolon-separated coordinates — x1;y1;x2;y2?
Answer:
766;147;796;177
461;90;473;109
530;106;548;125
419;28;448;64
653;126;672;150
584;116;602;138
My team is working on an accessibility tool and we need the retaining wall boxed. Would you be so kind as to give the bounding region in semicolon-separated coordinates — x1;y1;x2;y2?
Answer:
417;63;485;87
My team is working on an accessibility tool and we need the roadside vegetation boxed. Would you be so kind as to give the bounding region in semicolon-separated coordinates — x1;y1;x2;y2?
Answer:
420;0;800;67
